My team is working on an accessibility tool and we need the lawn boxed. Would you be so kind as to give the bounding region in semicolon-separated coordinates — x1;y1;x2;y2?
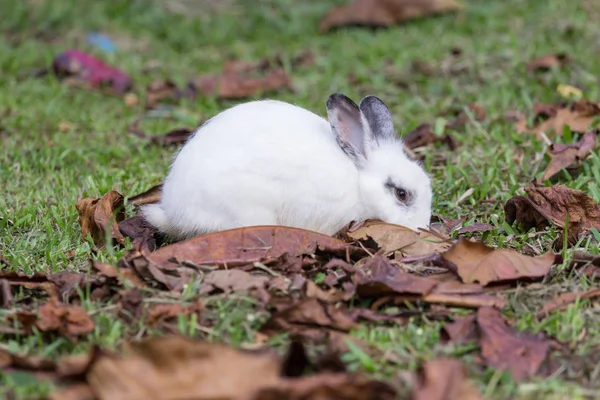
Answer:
1;0;600;399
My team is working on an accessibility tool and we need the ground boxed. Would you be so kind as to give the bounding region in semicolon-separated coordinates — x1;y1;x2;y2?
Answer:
1;0;600;398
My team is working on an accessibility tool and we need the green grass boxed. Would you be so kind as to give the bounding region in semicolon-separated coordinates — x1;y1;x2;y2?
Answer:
2;0;600;398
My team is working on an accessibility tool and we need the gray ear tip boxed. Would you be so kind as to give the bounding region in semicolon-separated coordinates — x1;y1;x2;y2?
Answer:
359;95;386;108
326;93;358;110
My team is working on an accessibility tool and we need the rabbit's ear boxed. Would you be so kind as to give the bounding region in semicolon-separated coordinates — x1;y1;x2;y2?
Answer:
359;96;395;145
326;93;366;164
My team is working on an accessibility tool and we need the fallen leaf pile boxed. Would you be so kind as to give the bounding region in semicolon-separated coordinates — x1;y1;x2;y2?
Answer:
11;4;600;398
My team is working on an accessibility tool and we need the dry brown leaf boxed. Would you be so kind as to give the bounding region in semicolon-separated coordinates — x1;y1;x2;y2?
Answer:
87;336;281;400
0;270;59;300
344;219;451;256
134;225;358;270
535;288;600;318
117;215;158;253
355;255;438;297
75;191;125;247
146;301;204;330
261;297;358;341
91;261;146;289
191;67;291;99
517;99;600;137
128;119;195;147
540;131;597;182
14;300;94;337
477;307;551;380
403;123;456;151
440;238;559;285
413;358;482;400
505;185;600;233
320;0;462;32
440;314;478;343
199;269;270;295
527;53;569;71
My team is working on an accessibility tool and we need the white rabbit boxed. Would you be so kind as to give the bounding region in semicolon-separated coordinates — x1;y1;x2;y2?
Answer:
142;93;433;240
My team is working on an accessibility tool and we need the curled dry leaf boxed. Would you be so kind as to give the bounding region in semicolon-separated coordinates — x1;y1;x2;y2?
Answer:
477;307;551;380
52;49;132;94
344;219;451;256
540;130;597;182
75;191;125;247
413;358;482;400
504;185;600;232
403;123;456;151
527;53;569;72
517;99;600;137
134;226;358;270
14;300;94;337
535;288;600;319
320;0;462;32
440;237;560;285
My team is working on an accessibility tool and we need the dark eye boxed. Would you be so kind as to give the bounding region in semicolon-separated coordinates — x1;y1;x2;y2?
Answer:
394;188;407;202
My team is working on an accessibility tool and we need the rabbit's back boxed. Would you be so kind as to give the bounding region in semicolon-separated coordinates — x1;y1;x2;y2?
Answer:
151;100;362;239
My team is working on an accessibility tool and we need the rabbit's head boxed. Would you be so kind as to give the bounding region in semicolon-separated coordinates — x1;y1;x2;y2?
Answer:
327;93;432;231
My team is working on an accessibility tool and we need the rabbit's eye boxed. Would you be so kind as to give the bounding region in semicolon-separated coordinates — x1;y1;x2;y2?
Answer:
394;188;408;202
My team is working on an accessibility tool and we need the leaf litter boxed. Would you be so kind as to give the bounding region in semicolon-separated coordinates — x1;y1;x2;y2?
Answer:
12;53;600;394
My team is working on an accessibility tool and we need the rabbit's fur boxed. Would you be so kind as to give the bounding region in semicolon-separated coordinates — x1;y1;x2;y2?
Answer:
143;94;432;240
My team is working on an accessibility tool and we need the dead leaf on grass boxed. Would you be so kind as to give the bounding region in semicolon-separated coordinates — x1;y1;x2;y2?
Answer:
527;53;569;72
505;185;600;232
86;336;281;400
199;269;270;296
343;219;451;256
440;238;560;285
261;297;358;341
117;215;158;253
131;225;358;270
146;300;204;331
413;358;482;400
540;130;597;182
0;270;54;298
91;261;146;289
14;300;94;337
477;307;551;380
535;288;600;318
403;123;457;150
440;314;478;343
354;255;438;297
129;123;194;146
191;67;291;100
75;191;125;247
320;0;462;32
517;99;600;137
